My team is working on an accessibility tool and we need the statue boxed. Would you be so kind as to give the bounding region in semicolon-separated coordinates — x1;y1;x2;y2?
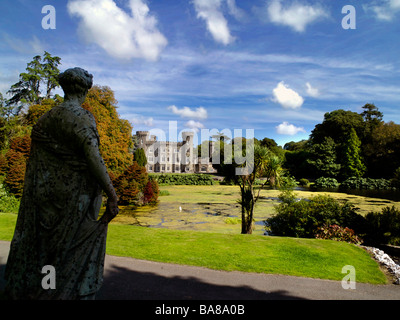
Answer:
4;68;119;300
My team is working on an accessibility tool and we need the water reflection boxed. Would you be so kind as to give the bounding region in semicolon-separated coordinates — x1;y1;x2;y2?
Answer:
110;202;270;235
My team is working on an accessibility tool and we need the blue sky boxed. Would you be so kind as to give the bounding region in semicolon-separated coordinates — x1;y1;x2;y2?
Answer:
1;0;399;146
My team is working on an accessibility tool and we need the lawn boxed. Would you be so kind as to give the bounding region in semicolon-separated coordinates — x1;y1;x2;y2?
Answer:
0;212;388;284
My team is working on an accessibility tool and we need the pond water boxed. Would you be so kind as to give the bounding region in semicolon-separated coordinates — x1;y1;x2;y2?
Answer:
111;201;273;236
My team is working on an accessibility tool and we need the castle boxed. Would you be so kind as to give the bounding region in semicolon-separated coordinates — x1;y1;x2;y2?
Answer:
134;131;217;174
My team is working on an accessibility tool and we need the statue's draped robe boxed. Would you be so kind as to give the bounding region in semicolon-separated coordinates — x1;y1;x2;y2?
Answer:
5;105;108;300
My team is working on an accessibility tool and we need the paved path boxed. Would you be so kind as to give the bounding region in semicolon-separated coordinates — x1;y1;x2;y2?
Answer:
1;241;399;300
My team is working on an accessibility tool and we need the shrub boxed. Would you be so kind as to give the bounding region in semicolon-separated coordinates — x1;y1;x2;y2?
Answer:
340;177;392;191
298;178;310;187
151;174;214;186
312;177;339;189
315;224;363;244
114;161;149;205
0;183;20;213
265;194;362;238
159;190;170;196
363;206;400;246
143;177;159;205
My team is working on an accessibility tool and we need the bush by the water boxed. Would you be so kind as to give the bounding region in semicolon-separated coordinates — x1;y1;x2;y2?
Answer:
340;177;393;190
266;190;400;246
150;173;214;186
363;206;400;246
312;177;339;189
265;193;362;239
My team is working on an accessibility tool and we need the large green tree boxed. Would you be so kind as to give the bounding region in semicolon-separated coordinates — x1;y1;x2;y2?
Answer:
307;137;341;178
342;128;366;179
6;51;61;109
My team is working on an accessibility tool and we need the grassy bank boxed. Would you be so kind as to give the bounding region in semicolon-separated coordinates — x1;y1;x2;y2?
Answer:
0;212;387;284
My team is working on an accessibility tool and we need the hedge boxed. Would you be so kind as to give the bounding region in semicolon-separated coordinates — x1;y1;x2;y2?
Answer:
150;174;214;186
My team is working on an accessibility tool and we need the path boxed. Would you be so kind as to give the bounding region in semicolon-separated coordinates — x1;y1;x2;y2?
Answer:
0;241;399;300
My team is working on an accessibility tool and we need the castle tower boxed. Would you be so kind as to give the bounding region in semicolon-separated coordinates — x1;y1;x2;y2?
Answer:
181;131;194;172
136;131;149;150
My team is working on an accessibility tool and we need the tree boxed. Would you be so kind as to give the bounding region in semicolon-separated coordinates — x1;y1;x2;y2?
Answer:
310;109;364;145
42;51;61;99
82;85;133;177
6;52;61;109
307;137;341;178
223;142;279;234
342;128;366;179
361;103;383;129
113;161;158;206
134;148;147;167
366;121;400;178
3;134;31;197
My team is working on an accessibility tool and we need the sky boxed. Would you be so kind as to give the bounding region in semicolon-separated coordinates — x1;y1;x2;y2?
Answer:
0;0;399;147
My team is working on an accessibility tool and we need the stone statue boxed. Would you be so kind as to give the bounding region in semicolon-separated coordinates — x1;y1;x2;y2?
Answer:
5;67;119;300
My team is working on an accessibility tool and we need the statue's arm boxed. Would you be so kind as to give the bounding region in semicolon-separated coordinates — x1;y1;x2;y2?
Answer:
83;137;119;223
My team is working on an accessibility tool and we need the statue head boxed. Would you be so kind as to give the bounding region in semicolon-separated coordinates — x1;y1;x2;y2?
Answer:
58;67;93;98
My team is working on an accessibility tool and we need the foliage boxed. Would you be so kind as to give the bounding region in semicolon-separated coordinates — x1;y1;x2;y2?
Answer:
6;52;61;108
298;178;310;187
310;109;365;146
25;97;62;126
134;148;147;167
82;85;133;177
315;224;363;245
340;177;393;190
114;161;149;206
283;149;312;179
151;173;214;185
364;121;400;178
265;194;362;238
0;184;20;213
342;128;366;179
143;177;159;205
306;137;341;178
363;206;400;246
231;144;277;234
313;177;339;189
3;134;31;198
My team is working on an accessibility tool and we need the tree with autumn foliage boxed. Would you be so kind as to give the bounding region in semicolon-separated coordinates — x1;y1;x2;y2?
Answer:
3;134;31;197
113;161;159;206
82;85;133;177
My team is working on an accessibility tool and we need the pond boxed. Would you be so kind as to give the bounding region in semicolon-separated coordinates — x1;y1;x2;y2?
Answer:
110;201;274;236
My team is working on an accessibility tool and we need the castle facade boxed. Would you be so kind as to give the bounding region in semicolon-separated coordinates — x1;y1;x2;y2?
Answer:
134;131;216;174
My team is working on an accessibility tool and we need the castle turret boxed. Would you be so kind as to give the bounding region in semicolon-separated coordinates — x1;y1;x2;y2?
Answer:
181;131;194;172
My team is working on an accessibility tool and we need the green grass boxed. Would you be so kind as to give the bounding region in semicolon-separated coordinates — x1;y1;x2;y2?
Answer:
0;212;387;284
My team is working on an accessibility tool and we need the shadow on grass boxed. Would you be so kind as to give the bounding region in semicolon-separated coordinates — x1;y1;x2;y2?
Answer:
97;264;307;300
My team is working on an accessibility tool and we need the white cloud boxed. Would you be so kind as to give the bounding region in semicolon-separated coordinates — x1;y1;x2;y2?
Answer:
305;82;320;97
67;0;167;61
276;122;306;135
168;105;208;120
192;0;235;45
185;120;205;132
226;0;247;21
131;116;154;127
267;0;329;32
272;81;304;109
363;0;400;21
